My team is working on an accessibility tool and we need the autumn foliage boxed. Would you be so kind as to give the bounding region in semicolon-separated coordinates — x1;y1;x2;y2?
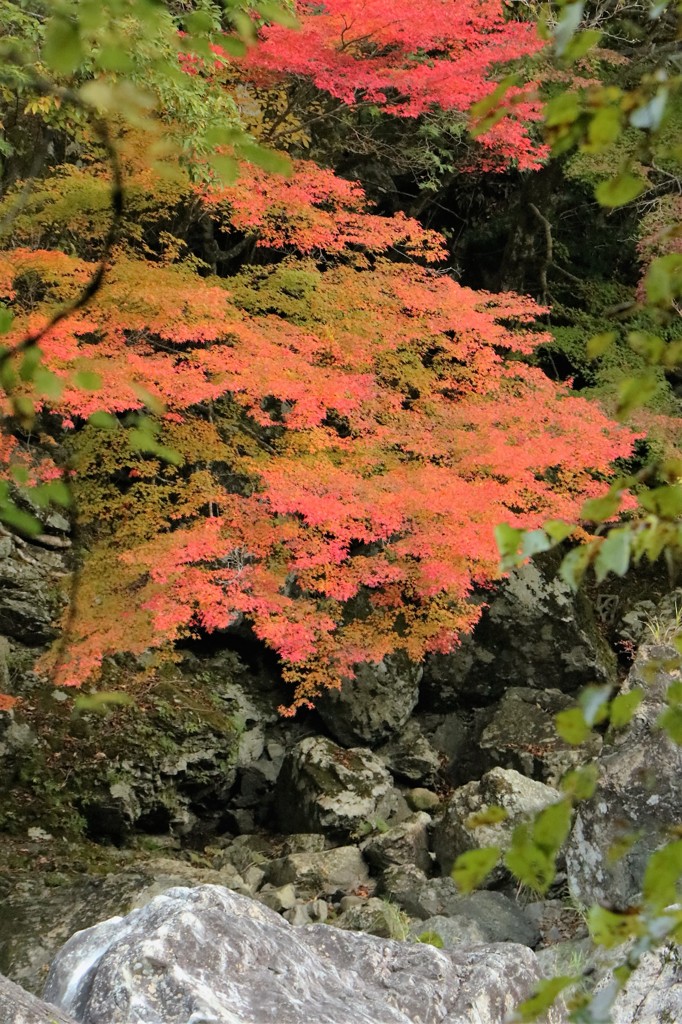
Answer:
229;0;548;169
0;0;635;710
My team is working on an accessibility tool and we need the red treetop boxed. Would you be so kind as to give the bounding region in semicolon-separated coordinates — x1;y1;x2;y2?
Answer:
229;0;548;169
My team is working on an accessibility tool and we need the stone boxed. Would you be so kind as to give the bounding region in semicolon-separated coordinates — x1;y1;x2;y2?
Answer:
433;767;561;879
283;904;313;926
265;846;371;897
378;864;430;909
408;915;489;948
411;891;539;947
420;554;617;707
387;876;538;949
333;897;410;940
0;858;268;996
478;687;602;785
523;900;587;948
609;945;682;1023
360;813;433;874
275;735;399;840
415;710;485;785
257;883;298;913
376;720;441;784
0;972;77;1024
565;643;682;907
44;885;563;1024
0;540;64;645
315;652;423;747
405;788;441;813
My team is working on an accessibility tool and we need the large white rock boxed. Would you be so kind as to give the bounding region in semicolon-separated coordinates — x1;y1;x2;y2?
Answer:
432;767;561;878
44;884;564;1024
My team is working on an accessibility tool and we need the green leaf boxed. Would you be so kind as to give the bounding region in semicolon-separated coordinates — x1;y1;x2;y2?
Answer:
73;691;134;713
520;528;552;559
642;840;682;912
559;544;593;590
416;931;444;948
594;528;631;583
465;806;509;828
580;684;613;726
581;494;620;523
512;976;578;1022
89;411;119;430
555;706;590;745
627;330;665;364
616;371;659;418
33;367;64;401
96;44;135;73
504;826;556;893
236;142;292;176
595;174;645;208
544;92;581;128
0;501;41;536
129;429;184;466
0;306;14;333
586;331;616;360
561;763;599;800
588;905;642;948
39;479;72;507
643;254;682;307
451;847;501;893
44;16;83;75
657;705;682;744
554;1;584;56
11;395;34;424
586;106;620;148
609;689;643;729
19;346;41;382
75;370;103;391
565;27;602;62
533;800;573;855
209;154;238;184
544;519;575;544
494;523;523;567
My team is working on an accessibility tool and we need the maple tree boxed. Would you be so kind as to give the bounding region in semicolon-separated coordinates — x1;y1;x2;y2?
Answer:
0;154;634;708
0;0;637;712
221;0;549;170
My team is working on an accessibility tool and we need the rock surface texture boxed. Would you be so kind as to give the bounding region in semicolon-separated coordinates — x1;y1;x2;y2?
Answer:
421;555;616;706
316;653;423;747
565;643;682;906
44;884;563;1024
275;735;400;839
0;973;77;1024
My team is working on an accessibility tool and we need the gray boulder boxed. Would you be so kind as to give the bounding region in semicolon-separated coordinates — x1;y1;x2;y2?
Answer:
316;653;422;747
264;846;371;897
360;813;433;874
44;884;564;1024
376;720;441;784
389;877;539;947
421;555;616;706
406;888;540;949
276;736;400;840
605;945;682;1023
479;687;602;785
332;897;411;940
0;973;77;1024
0;535;64;645
433;767;561;879
565;643;682;907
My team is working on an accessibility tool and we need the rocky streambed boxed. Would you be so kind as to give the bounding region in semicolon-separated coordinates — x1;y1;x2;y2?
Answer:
0;532;681;1022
